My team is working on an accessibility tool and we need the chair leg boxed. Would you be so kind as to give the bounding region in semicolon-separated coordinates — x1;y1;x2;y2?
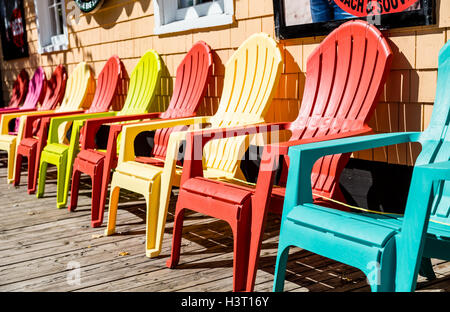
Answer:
36;160;48;198
144;177;162;258
56;156;67;209
272;243;291;292
27;148;36;194
231;208;250;292
68;167;82;212
6;143;16;184
104;183;121;236
166;204;186;269
13;153;23;186
419;257;436;280
91;164;104;228
367;264;395;292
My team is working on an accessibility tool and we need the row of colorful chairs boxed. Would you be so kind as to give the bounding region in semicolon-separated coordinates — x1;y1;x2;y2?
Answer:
1;19;449;292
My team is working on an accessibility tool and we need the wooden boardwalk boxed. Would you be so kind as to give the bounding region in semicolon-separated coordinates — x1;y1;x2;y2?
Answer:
1;152;450;292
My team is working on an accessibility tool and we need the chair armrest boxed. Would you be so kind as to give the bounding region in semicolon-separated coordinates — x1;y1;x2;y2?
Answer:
174;122;289;184
119;116;211;163
0;108;36;116
413;161;450;180
289;131;421;165
81;113;163;150
0;110;54;135
283;131;422;210
22;110;85;139
47;112;116;145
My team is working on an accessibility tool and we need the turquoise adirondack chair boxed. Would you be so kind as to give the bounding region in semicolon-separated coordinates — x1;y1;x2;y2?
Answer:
273;40;450;292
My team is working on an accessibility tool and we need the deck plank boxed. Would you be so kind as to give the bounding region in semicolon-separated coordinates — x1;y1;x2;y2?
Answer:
0;153;449;292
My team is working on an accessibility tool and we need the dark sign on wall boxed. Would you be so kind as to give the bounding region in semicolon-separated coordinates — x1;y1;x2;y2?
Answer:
74;0;105;13
273;0;435;39
0;0;29;60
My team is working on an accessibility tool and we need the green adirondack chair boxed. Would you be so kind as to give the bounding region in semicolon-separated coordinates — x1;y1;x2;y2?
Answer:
36;50;162;208
273;40;450;292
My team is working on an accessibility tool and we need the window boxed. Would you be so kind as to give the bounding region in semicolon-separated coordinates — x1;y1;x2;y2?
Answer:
154;0;234;35
34;0;68;53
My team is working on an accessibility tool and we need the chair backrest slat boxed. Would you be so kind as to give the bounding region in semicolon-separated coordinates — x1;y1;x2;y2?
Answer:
203;33;283;178
8;69;29;109
117;50;162;116
87;55;123;114
21;67;46;110
151;41;213;159
287;21;393;196
56;62;95;113
39;65;67;111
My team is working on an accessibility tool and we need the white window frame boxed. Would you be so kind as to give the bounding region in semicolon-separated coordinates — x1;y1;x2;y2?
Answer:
34;0;69;54
154;0;234;35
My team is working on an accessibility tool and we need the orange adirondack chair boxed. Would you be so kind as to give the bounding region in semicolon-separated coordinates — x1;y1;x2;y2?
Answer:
167;20;393;292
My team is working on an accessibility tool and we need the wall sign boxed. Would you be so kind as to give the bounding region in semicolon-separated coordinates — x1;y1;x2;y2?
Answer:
74;0;105;13
0;0;29;60
273;0;435;39
334;0;419;16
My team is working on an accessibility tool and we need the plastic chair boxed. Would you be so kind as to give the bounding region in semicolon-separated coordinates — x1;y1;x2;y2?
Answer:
0;67;47;183
68;43;211;228
104;34;282;261
273;39;450;292
11;67;47;134
1;69;29;111
167;20;393;292
13;65;67;188
13;62;95;194
36;56;127;208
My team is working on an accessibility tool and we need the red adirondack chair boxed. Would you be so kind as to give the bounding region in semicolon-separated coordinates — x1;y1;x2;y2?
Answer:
166;20;393;292
14;57;125;194
68;41;213;228
1;69;29;111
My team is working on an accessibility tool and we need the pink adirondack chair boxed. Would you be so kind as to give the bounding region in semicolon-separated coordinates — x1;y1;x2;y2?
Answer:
8;67;47;134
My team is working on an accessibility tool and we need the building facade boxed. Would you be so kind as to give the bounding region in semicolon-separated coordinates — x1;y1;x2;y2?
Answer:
0;0;449;170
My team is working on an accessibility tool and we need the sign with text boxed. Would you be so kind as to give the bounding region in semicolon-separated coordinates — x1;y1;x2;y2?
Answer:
274;0;434;39
0;0;29;60
334;0;419;17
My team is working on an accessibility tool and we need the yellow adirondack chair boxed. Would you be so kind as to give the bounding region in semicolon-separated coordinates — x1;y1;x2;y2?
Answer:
105;33;283;258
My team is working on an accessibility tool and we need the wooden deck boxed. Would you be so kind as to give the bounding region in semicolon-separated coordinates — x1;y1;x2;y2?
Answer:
1;152;450;292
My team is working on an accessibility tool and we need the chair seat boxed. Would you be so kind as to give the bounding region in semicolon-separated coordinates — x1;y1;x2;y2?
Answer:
286;204;399;248
42;143;68;155
19;137;38;149
363;213;450;241
182;177;253;205
115;161;163;181
76;149;106;165
135;156;165;167
0;134;16;144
